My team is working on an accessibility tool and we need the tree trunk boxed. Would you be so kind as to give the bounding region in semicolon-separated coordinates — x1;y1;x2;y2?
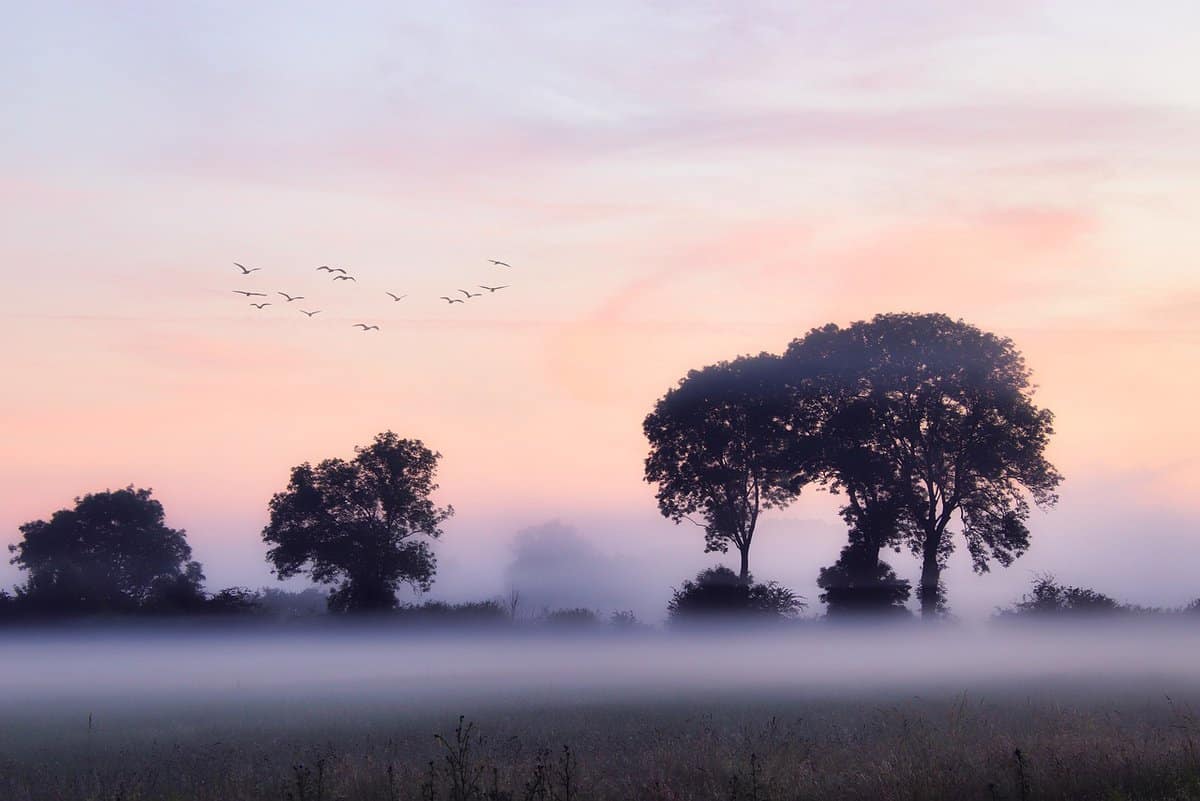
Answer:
738;547;751;585
918;539;942;618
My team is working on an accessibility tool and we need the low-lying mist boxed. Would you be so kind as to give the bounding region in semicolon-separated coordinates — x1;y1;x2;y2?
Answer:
4;621;1199;709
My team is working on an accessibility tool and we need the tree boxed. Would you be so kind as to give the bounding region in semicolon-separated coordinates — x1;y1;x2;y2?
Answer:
262;431;454;613
784;313;1062;616
644;354;803;582
667;565;804;622
9;486;202;614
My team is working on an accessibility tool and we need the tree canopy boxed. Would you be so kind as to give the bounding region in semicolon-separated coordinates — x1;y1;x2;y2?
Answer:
9;486;202;614
643;354;802;581
262;431;454;612
784;313;1062;615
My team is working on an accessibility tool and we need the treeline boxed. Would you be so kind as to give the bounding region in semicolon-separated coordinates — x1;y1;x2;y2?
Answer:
3;312;1195;624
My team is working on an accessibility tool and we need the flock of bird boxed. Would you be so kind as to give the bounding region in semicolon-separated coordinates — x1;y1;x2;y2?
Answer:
230;260;513;332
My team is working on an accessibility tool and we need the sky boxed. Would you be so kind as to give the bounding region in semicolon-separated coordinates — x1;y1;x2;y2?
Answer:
2;1;1198;618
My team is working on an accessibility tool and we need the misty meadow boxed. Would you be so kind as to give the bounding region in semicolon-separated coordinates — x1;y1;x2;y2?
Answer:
5;2;1200;800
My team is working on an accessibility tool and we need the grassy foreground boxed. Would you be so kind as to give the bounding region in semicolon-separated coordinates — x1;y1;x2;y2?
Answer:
3;683;1200;801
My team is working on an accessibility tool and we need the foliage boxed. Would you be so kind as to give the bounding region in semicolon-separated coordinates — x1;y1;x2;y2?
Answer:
262;432;454;613
784;313;1063;615
256;587;330;618
544;607;601;627
668;565;804;622
817;544;911;617
1001;574;1124;617
644;355;803;580
397;600;510;625
8;486;202;614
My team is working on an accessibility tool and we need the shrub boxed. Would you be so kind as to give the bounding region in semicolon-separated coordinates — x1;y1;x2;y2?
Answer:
668;565;804;623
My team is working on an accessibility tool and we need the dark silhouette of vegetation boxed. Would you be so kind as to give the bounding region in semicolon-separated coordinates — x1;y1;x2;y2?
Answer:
262;431;454;613
1007;574;1121;616
781;313;1062;616
544;607;601;627
817;543;911;617
8;487;206;615
644;355;801;581
667;565;804;622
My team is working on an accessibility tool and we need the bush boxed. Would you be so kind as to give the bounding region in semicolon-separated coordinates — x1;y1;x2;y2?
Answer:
397;600;510;625
544;607;600;627
1001;574;1123;617
817;546;911;618
668;566;804;623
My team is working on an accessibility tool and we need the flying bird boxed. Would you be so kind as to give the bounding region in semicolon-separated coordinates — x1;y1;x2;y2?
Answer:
440;296;465;304
458;289;482;299
386;292;407;302
300;309;321;317
234;262;261;274
354;324;380;331
250;303;271;309
479;285;509;293
488;260;512;268
233;290;267;297
333;275;357;282
278;292;304;302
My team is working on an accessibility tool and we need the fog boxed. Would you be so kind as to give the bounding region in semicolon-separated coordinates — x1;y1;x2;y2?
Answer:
4;622;1199;711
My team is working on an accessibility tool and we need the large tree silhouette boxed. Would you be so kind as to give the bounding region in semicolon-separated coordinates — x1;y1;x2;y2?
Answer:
262;432;453;612
9;486;202;613
643;355;803;582
785;313;1062;616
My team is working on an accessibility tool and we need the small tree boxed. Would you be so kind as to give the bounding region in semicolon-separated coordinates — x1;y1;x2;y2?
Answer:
262;432;453;613
667;565;804;622
9;487;202;614
644;355;802;582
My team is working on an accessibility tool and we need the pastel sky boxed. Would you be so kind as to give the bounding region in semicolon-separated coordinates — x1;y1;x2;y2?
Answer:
3;1;1199;617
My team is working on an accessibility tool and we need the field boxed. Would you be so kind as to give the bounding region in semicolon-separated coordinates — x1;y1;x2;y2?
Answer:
3;625;1200;800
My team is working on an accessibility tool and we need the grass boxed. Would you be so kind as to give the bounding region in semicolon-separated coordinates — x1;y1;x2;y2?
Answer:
3;682;1200;800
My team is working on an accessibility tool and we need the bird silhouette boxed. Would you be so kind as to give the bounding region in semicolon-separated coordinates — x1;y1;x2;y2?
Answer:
333;275;357;282
489;260;512;268
354;323;380;331
234;262;261;274
234;290;267;297
300;309;321;317
440;296;465;304
479;285;509;293
278;292;304;302
250;303;271;309
386;292;407;302
316;265;337;272
458;289;482;299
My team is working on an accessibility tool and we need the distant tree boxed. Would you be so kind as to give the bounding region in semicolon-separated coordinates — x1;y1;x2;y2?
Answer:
644;355;804;582
9;487;203;614
784;314;1062;616
667;565;804;622
262;432;454;613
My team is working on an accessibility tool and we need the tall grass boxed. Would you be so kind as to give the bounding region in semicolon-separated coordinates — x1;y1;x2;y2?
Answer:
3;688;1200;800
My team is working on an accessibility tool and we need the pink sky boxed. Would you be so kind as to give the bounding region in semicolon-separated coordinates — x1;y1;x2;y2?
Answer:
2;1;1198;615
